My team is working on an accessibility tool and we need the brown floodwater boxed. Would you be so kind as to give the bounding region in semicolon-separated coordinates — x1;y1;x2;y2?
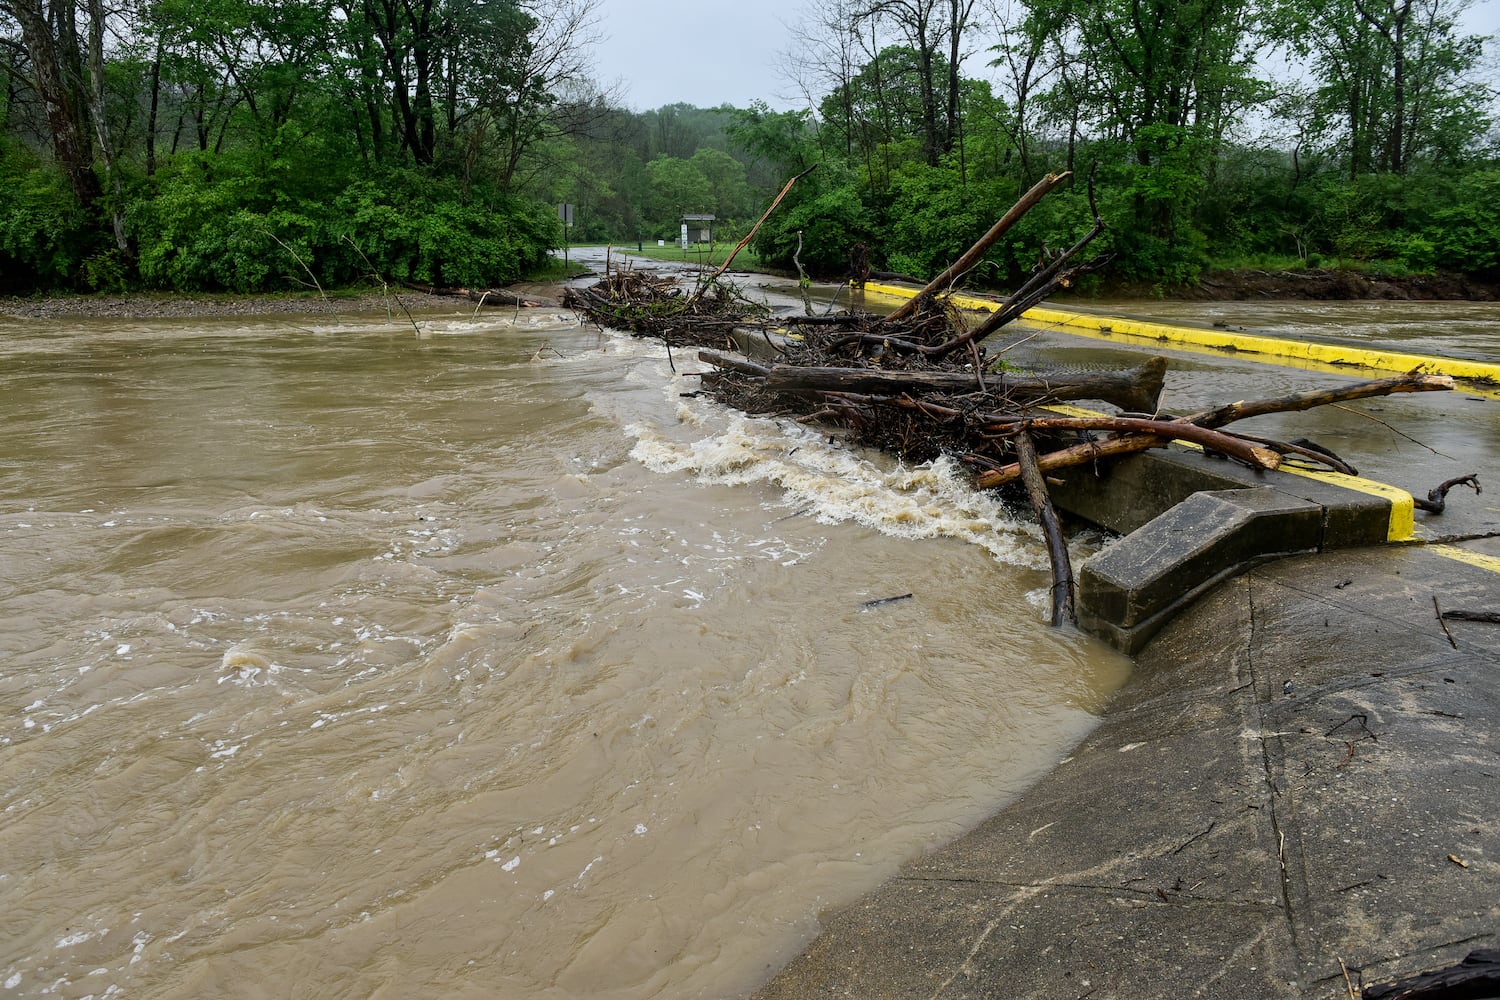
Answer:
0;306;1131;998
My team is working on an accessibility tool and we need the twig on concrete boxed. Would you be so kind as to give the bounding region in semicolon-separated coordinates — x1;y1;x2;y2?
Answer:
1434;596;1459;649
1329;402;1458;460
1336;740;1356;768
1326;713;1377;741
1170;820;1217;855
1413;473;1481;513
1441;610;1500;624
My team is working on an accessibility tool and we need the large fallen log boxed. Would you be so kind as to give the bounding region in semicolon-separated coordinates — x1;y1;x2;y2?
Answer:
467;288;550;308
974;371;1456;489
761;356;1167;413
401;281;550;307
698;349;770;379
1191;371;1457;425
983;414;1283;470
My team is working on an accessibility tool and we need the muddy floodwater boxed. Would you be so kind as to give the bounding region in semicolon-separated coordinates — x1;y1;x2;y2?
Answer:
0;307;1131;998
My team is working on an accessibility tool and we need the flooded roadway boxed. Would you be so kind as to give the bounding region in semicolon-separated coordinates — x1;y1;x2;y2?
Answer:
969;295;1500;544
3;280;1495;998
0;305;1127;999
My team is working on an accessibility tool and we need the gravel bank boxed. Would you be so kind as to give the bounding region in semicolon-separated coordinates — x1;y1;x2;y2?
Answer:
0;286;569;321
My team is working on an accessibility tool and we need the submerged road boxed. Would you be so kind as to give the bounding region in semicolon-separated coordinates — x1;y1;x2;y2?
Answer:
751;284;1500;997
568;252;1500;994
854;281;1500;547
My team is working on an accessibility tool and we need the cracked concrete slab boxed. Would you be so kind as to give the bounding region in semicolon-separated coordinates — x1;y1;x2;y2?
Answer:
753;546;1500;999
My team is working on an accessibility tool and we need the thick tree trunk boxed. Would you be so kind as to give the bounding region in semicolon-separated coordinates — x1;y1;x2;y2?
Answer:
7;0;101;207
761;356;1167;414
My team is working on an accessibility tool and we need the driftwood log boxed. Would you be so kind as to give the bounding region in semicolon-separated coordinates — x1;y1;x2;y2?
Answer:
761;356;1167;413
698;350;771;379
467;288;549;308
695;164;818;295
1013;430;1076;626
401;281;550;307
984;415;1284;470
973;372;1457;489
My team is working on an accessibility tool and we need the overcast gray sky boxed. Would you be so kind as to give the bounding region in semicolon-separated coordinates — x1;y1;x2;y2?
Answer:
589;0;809;111
588;0;1500;114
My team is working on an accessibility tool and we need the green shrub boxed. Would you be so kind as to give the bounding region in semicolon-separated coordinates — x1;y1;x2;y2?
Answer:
0;160;95;292
1417;170;1500;274
129;162;559;292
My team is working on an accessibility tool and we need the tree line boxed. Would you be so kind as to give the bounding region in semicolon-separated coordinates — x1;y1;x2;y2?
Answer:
2;0;1496;295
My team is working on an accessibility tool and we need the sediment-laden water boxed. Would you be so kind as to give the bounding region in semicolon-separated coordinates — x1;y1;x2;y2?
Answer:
0;307;1130;999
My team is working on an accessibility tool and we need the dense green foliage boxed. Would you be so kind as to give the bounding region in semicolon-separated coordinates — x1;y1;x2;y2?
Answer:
1;0;1495;293
718;0;1498;287
0;0;576;293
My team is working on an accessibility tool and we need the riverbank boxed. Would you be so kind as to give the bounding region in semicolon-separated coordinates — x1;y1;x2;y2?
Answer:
0;290;430;320
1175;267;1500;302
4;266;1497;322
0;282;565;321
1071;267;1500;303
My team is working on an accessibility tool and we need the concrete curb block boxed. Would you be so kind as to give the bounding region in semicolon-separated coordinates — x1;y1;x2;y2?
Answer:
1077;487;1322;653
1055;447;1401;651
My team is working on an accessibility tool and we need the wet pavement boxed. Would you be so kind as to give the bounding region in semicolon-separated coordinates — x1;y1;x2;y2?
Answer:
560;254;1500;996
754;542;1500;998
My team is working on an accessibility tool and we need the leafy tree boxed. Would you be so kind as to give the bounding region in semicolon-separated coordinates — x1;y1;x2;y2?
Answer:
819;44;938;183
997;0;1266;279
641;154;711;233
1;0;103;206
1267;0;1493;176
0;139;96;290
762;175;878;274
727;101;819;180
690;147;751;222
848;0;979;165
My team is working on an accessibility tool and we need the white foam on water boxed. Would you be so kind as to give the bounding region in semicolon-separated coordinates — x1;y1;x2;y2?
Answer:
629;415;1046;571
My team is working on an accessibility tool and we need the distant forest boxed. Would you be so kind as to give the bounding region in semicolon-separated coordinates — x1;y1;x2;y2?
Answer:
2;0;1497;294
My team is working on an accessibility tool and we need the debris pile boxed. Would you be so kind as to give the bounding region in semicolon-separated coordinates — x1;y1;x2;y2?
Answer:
564;171;1465;627
562;264;770;340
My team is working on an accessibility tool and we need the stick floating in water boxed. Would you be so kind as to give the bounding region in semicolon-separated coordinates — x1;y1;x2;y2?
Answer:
861;593;914;609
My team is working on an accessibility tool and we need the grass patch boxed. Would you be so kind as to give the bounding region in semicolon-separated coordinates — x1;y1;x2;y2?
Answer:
572;242;780;274
527;257;591;281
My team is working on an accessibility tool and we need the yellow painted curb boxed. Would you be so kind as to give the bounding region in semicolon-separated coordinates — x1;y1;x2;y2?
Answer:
1278;466;1416;542
859;281;1500;389
1427;544;1500;575
1034;402;1418;544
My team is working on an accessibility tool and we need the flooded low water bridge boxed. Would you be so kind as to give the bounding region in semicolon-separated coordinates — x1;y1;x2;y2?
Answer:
2;281;1496;998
